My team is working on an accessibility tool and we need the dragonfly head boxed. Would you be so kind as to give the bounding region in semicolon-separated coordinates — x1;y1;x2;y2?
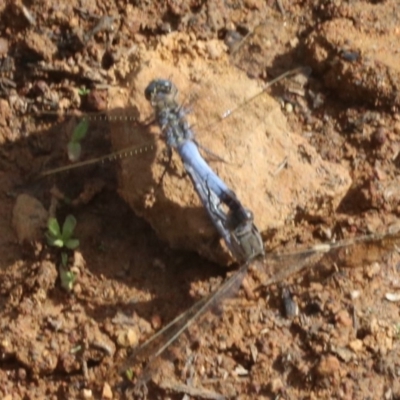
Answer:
145;79;178;111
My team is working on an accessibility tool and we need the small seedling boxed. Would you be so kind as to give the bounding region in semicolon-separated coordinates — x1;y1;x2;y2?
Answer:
59;265;76;292
67;119;89;162
46;215;80;250
125;368;134;381
78;87;90;96
46;215;80;292
395;323;400;339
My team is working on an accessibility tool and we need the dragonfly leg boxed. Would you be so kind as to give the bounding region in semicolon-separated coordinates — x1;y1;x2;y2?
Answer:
195;140;229;164
157;146;173;186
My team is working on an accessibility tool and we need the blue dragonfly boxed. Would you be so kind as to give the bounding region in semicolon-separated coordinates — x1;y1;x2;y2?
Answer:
37;68;400;398
40;67;306;262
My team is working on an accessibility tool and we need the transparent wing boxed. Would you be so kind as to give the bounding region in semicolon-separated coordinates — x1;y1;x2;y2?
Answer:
181;66;310;166
38;108;158;177
39;66;308;179
119;227;400;396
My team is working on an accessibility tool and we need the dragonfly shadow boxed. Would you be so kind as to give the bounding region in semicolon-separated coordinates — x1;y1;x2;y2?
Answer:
65;187;227;331
4;104;232;360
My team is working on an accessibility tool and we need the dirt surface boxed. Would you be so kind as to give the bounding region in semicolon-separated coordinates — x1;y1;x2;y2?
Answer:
1;1;400;399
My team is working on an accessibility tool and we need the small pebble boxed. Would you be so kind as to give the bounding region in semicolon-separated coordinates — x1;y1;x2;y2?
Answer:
290;37;299;48
334;346;353;362
270;377;284;393
234;364;248;376
371;127;386;147
102;382;113;399
73;283;82;295
12;194;49;243
285;102;293;113
224;30;243;53
385;389;393;400
82;388;93;399
350;290;361;300
282;288;298;318
160;22;172;33
335;309;353;327
151;314;162;330
70;16;79;28
0;37;9;55
385;292;400;302
116;328;138;347
18;367;27;380
316;355;340;376
365;262;381;278
394;121;400;135
85;89;108;111
349;339;363;352
250;343;258;363
341;50;359;62
309;282;323;292
205;39;225;60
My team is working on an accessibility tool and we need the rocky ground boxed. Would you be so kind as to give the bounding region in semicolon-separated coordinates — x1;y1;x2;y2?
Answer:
1;1;400;399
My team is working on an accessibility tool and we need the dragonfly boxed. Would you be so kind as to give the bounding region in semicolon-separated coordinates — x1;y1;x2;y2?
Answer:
143;77;265;263
39;67;307;177
37;65;396;399
40;66;308;263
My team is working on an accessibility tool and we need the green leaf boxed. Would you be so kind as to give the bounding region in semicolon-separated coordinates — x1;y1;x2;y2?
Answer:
71;119;89;142
65;238;80;250
53;239;64;247
59;266;76;292
78;87;90;96
125;368;134;380
47;218;61;238
62;215;77;239
67;141;82;162
46;236;64;248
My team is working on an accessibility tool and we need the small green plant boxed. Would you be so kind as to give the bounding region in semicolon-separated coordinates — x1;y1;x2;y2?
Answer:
46;215;80;250
67;119;89;162
78;87;90;96
395;323;400;339
125;368;134;381
46;215;80;292
59;265;77;292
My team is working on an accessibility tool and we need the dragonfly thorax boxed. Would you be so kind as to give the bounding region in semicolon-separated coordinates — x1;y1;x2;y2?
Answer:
145;79;194;148
158;107;194;148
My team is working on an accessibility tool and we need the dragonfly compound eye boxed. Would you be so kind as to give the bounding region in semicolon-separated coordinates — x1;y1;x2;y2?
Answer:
145;79;173;101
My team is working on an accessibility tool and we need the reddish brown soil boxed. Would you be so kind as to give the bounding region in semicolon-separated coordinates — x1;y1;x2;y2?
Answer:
1;1;400;399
